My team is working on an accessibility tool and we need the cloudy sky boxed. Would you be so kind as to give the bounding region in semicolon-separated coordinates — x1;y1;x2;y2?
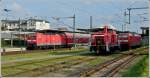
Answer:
0;0;149;33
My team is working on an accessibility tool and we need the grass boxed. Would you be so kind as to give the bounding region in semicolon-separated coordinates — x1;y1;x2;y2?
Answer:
2;47;88;62
2;56;86;76
121;46;149;55
50;48;88;55
122;55;149;77
141;57;149;77
86;53;121;66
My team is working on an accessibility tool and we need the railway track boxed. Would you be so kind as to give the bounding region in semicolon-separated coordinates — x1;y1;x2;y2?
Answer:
68;47;148;77
2;50;91;65
1;48;73;56
68;54;138;77
4;56;96;77
2;46;147;56
114;46;148;55
2;55;73;69
2;47;148;77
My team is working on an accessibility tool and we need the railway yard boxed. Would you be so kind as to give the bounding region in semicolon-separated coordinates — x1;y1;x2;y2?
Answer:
1;46;149;77
0;0;149;77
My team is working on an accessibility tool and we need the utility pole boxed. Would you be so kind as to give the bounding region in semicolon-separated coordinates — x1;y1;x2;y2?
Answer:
148;0;150;27
125;7;148;31
90;16;92;46
90;16;92;31
73;14;76;48
124;9;128;31
10;31;13;47
127;7;149;24
19;18;22;52
0;18;2;52
122;25;123;31
0;0;2;52
127;8;131;24
148;0;150;76
52;15;76;48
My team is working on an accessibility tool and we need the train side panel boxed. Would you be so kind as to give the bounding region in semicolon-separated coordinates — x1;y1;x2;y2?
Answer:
118;33;141;50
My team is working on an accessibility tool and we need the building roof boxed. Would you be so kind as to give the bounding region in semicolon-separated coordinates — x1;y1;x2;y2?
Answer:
36;29;87;34
77;25;117;32
1;20;19;23
140;27;149;30
1;19;50;23
28;19;50;23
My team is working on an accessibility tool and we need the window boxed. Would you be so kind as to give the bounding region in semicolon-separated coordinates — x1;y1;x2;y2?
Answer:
118;35;128;38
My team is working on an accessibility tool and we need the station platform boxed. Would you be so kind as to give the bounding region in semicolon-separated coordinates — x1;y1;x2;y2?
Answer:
1;47;26;52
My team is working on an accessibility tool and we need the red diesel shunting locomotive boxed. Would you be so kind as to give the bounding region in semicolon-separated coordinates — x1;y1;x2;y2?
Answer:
26;30;90;50
90;25;118;54
90;25;142;54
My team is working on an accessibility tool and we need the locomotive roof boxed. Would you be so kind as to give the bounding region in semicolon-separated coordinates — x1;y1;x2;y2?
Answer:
117;31;139;34
77;28;115;32
78;25;117;32
36;29;64;33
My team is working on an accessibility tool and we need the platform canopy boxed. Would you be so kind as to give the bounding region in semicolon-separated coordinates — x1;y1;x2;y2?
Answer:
77;24;117;32
35;29;88;34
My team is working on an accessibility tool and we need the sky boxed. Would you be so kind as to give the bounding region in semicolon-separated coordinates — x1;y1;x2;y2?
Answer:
0;0;149;33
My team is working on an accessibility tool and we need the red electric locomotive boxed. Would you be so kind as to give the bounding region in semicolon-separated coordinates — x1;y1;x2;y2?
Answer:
26;30;90;49
118;31;142;50
90;25;118;54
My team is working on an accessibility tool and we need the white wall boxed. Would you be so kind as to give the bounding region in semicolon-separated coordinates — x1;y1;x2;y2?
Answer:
35;21;50;30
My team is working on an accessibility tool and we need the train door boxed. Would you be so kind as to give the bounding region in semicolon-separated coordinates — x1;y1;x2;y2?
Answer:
95;36;105;54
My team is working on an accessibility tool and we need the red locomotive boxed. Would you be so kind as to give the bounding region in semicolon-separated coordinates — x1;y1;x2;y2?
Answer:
90;25;118;54
89;25;142;54
26;30;90;49
118;31;141;50
26;25;142;54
